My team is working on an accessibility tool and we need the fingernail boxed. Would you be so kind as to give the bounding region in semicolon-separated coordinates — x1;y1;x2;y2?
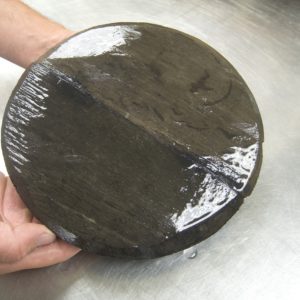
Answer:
37;230;56;247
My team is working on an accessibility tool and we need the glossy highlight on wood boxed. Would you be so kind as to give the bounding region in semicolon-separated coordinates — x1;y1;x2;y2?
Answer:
1;23;263;258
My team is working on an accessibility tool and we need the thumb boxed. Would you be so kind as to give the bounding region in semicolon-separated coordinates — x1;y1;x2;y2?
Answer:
6;223;56;263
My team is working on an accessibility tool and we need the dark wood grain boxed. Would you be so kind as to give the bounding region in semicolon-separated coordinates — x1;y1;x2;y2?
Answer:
1;23;263;258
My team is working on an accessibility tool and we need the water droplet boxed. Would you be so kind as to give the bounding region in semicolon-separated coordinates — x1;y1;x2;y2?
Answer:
188;250;197;259
183;246;198;259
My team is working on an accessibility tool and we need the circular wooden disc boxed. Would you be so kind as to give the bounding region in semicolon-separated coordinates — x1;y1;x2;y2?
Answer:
1;23;263;258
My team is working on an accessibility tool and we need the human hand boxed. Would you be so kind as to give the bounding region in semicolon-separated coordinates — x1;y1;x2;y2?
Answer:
0;172;80;275
0;0;74;68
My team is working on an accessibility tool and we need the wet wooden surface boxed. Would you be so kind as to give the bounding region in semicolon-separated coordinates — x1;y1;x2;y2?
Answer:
0;0;299;299
2;23;263;258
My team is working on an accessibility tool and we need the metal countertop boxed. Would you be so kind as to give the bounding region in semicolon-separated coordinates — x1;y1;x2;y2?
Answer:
0;0;299;299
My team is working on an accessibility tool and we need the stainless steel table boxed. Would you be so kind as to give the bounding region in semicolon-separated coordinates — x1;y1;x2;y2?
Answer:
0;0;299;299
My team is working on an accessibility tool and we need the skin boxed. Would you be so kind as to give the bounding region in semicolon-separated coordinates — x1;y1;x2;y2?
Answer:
0;1;80;274
0;0;73;68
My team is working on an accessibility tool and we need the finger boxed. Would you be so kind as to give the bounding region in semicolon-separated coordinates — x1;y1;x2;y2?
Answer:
17;239;81;269
0;172;8;221
0;222;56;264
32;217;40;224
2;177;33;226
0;240;81;274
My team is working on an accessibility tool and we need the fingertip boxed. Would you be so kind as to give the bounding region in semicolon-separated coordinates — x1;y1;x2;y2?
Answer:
55;239;82;257
36;231;56;247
